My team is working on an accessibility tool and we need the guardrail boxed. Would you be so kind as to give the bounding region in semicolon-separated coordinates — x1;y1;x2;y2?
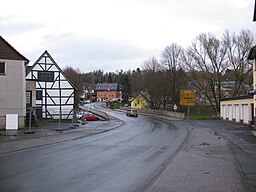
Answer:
79;104;184;120
120;107;185;119
79;105;109;120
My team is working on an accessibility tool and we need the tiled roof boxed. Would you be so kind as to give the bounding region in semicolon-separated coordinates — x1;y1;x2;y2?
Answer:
220;94;253;101
95;83;119;91
0;36;29;63
132;92;151;102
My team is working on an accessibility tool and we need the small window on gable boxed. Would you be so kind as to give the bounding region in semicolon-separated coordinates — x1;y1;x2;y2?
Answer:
0;62;5;74
38;71;54;82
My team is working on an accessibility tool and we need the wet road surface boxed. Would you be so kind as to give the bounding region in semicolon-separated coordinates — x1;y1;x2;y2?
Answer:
196;120;256;191
0;111;188;192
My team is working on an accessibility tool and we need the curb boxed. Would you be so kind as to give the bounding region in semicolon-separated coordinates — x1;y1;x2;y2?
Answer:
0;118;124;155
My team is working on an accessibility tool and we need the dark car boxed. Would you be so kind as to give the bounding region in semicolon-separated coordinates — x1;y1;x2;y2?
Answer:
126;109;138;117
81;113;99;121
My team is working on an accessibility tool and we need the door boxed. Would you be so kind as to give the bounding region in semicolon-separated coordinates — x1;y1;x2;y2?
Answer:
242;104;249;124
36;106;42;119
235;105;239;122
222;105;226;119
228;105;232;121
251;104;254;125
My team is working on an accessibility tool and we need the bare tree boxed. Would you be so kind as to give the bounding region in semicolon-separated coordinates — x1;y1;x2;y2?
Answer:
142;57;164;109
184;33;227;115
161;43;184;104
63;66;84;108
223;29;255;96
130;68;144;95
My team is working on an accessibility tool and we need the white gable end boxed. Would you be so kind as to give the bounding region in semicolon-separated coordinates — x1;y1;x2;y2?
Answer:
26;50;76;119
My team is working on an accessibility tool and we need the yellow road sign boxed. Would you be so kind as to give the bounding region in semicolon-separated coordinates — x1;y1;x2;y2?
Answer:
180;89;195;106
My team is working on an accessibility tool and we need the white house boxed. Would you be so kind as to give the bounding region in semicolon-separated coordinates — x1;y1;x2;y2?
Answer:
220;46;256;126
220;95;253;125
249;46;256;125
26;50;76;120
0;36;29;128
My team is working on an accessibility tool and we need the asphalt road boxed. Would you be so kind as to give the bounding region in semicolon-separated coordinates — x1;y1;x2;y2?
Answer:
0;110;188;192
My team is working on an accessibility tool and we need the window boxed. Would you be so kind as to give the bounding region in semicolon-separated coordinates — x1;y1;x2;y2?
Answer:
26;91;32;107
36;90;42;100
0;62;5;74
38;71;54;82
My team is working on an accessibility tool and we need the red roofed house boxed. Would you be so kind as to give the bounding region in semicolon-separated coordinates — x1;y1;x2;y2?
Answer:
95;83;122;102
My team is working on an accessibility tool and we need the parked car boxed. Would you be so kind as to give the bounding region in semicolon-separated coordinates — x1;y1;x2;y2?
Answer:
126;109;138;117
76;111;85;119
84;100;91;104
81;113;99;121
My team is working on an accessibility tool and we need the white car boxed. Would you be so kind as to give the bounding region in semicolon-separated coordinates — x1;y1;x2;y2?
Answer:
126;109;138;117
76;111;84;119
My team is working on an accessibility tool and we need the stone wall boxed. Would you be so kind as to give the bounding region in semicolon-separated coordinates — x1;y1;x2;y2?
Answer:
120;107;185;119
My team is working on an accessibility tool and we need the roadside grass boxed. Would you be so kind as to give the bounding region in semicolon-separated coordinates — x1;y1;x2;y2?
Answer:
110;102;121;109
189;115;220;120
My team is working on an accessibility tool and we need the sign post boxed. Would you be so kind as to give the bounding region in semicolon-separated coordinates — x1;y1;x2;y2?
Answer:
173;104;177;117
173;104;177;111
180;89;195;118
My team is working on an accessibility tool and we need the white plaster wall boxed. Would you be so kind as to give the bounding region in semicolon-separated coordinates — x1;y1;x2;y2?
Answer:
0;59;26;117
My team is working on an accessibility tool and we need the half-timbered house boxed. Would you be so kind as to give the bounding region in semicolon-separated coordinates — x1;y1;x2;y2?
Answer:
26;51;76;120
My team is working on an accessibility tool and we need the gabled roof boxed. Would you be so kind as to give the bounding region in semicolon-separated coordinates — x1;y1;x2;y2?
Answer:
131;92;150;102
220;94;253;101
84;83;95;90
0;36;29;64
26;50;77;90
95;83;119;91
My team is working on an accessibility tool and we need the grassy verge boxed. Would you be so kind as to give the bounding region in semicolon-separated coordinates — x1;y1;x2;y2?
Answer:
110;102;121;109
189;115;220;120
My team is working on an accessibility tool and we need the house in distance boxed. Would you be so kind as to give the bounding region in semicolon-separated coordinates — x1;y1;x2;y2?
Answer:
95;83;122;102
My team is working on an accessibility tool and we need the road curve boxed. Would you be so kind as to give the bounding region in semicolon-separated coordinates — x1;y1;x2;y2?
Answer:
0;110;188;192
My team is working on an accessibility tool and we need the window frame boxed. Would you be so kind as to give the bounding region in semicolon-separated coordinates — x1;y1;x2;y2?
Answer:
38;71;54;82
0;62;6;75
36;90;43;100
26;91;32;107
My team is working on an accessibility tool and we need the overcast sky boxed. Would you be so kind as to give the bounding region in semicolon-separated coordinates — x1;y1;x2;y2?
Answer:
1;0;255;73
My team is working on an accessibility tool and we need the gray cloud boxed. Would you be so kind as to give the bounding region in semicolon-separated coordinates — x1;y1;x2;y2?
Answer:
3;0;255;73
26;33;154;72
0;16;45;36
